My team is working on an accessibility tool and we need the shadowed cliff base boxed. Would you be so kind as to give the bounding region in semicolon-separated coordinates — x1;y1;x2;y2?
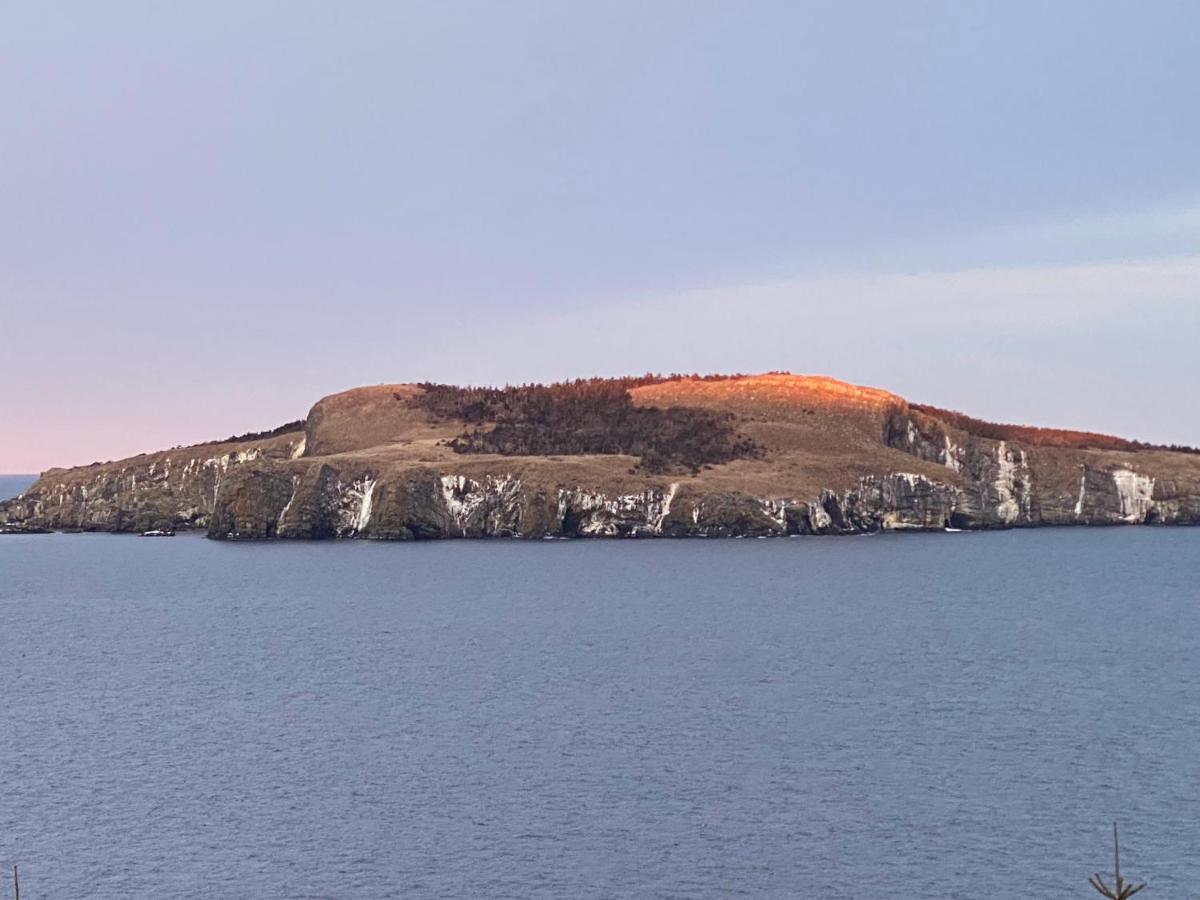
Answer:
4;373;1199;540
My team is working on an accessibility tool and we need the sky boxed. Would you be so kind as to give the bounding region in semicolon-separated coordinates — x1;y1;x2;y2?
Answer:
1;1;1197;472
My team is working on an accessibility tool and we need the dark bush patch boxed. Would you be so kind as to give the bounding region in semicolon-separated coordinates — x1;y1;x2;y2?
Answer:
412;376;761;474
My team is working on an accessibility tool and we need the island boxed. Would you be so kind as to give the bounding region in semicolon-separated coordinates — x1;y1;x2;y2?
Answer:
3;373;1198;539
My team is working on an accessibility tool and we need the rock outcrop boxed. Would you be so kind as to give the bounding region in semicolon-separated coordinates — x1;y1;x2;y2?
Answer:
4;374;1199;539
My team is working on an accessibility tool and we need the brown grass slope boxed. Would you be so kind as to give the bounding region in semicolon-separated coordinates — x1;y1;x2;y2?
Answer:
284;373;1200;512
294;374;947;499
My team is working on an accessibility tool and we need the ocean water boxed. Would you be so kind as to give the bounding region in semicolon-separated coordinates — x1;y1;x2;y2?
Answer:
0;529;1198;899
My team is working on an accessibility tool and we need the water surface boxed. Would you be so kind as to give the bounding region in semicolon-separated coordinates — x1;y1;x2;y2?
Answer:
1;529;1198;898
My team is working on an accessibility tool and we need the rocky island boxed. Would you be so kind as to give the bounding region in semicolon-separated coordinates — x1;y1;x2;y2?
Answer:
3;373;1199;539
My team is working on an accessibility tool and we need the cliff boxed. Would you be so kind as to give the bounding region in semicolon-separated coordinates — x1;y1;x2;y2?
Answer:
4;373;1199;539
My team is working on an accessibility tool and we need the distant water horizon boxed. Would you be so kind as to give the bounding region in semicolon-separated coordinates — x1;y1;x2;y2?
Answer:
0;473;37;500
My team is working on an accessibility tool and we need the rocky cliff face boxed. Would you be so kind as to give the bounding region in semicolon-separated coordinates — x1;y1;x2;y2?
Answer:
199;465;969;540
884;406;1200;527
4;374;1199;539
0;432;305;533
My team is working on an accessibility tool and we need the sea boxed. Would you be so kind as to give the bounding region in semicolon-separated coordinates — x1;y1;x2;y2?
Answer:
0;508;1198;898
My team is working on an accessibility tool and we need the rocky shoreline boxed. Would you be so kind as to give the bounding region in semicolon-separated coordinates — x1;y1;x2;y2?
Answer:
0;522;51;535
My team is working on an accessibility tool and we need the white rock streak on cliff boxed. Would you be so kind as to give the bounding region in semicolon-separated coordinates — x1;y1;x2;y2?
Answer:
336;476;377;536
1112;468;1154;523
277;476;301;532
993;441;1031;524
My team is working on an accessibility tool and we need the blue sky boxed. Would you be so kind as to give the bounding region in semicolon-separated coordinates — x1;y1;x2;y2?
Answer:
1;1;1197;470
